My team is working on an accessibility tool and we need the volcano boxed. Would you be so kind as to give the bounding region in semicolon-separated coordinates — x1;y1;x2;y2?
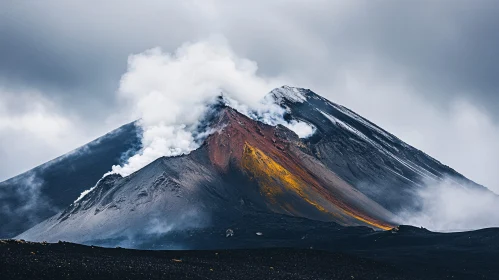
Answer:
1;86;486;248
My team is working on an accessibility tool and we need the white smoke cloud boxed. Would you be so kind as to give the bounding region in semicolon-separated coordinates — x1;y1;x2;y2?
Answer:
283;120;316;138
398;177;499;232
108;36;314;177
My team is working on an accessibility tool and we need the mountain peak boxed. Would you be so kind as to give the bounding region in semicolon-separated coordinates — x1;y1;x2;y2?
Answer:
269;86;308;104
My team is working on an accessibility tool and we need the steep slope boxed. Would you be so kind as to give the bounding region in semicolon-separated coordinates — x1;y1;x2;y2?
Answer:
0;122;141;238
18;107;395;246
269;86;486;211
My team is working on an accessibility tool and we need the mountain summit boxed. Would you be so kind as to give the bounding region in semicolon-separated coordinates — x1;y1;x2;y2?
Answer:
1;86;485;248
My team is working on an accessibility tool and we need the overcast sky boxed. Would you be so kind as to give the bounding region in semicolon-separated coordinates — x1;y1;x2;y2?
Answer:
1;0;499;191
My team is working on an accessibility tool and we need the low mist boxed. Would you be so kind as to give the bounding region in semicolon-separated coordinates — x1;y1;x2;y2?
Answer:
398;177;499;232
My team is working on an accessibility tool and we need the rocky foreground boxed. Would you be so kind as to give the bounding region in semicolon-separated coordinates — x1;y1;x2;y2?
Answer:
0;239;425;280
1;239;492;280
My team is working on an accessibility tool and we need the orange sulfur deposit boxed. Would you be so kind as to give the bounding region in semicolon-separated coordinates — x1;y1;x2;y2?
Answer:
241;143;393;230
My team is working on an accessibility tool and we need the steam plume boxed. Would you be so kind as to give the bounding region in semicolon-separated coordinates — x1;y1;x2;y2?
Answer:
108;36;314;177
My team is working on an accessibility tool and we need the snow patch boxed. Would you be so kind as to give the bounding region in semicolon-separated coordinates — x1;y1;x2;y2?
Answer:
318;109;438;181
318;109;370;141
329;102;395;142
270;86;307;104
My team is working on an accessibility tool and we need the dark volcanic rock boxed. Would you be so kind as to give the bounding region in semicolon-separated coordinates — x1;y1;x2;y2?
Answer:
3;228;499;280
0;240;425;280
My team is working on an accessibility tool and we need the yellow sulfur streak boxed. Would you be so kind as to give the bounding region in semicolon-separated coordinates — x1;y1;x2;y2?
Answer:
241;143;392;230
241;144;327;213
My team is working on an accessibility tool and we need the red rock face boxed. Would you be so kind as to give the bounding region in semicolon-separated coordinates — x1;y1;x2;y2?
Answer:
206;107;395;230
206;107;289;170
